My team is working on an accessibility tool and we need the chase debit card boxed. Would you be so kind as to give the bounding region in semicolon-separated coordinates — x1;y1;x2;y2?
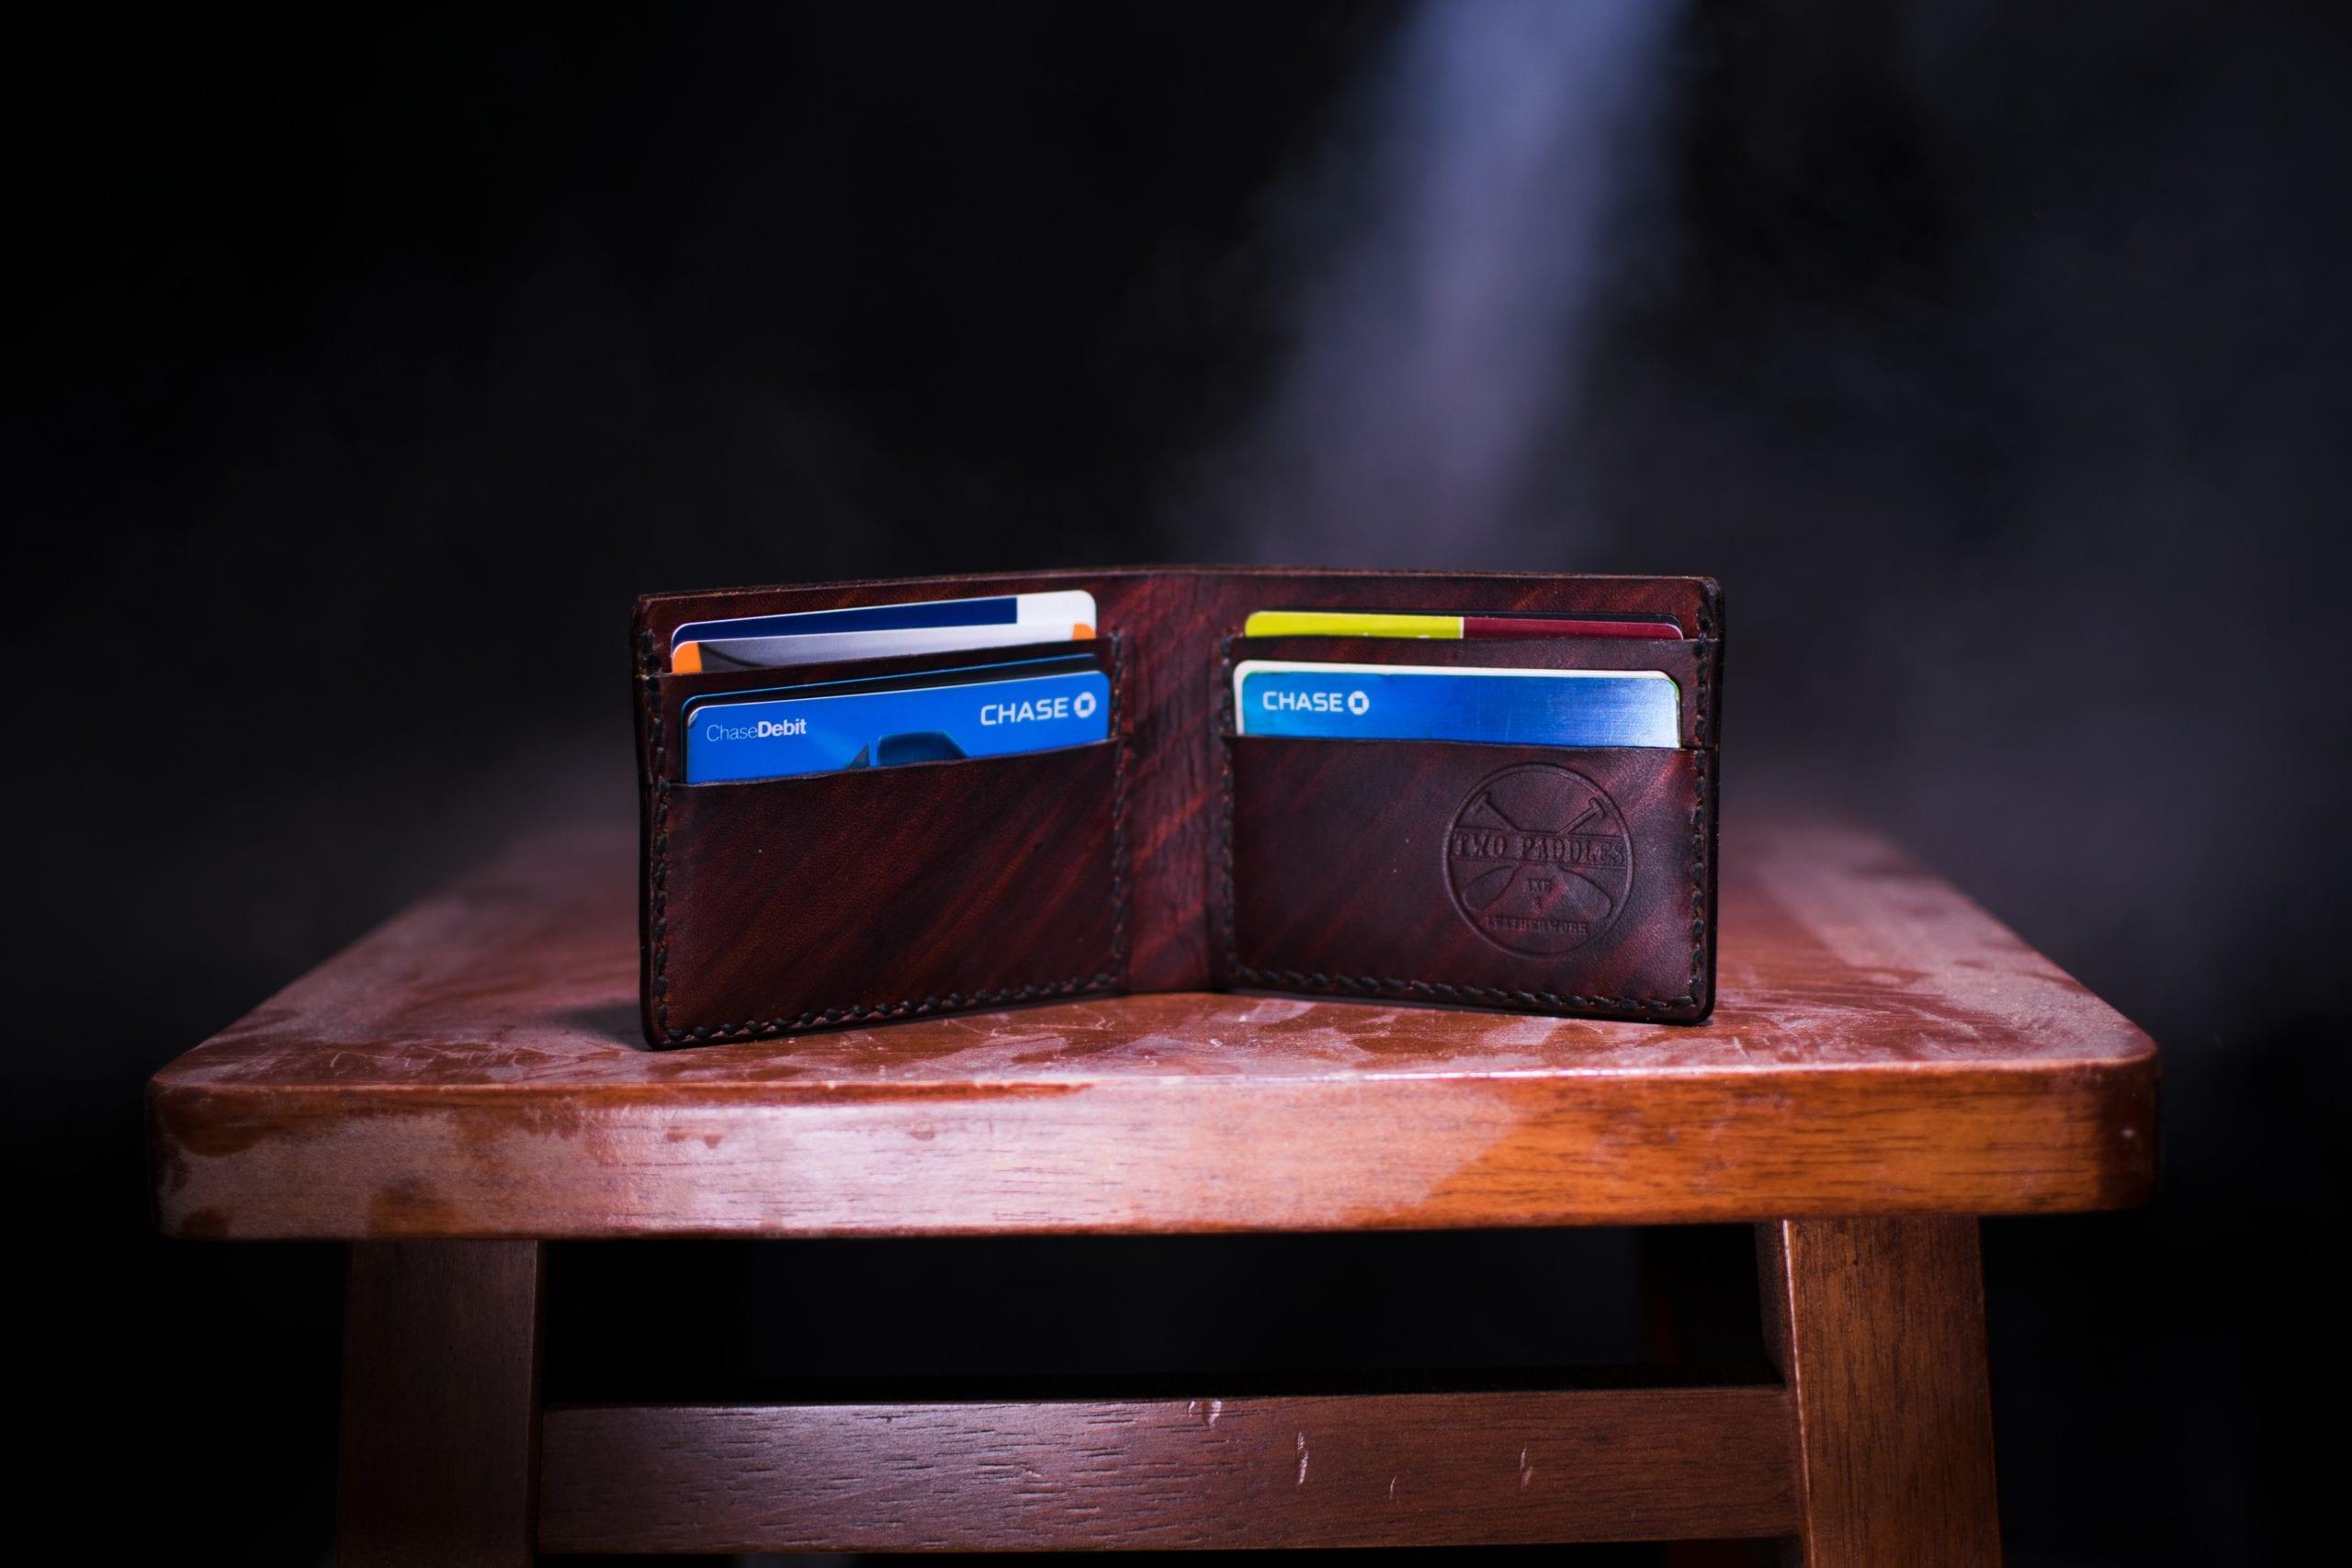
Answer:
684;666;1110;783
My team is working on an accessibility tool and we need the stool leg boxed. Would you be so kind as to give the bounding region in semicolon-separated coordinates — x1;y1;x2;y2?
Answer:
338;1240;546;1566
1758;1218;2002;1567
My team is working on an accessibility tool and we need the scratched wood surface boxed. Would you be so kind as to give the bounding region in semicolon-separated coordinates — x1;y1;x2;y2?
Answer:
147;818;2157;1238
536;1388;1799;1553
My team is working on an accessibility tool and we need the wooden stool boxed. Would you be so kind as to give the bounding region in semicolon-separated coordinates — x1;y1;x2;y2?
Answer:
148;818;2156;1563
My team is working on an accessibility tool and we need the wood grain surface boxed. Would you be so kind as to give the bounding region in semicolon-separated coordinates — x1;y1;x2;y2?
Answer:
537;1388;1798;1553
148;817;2157;1238
1761;1218;2003;1565
338;1240;544;1566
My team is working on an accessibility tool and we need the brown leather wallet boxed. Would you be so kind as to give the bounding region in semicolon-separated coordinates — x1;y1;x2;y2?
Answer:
634;568;1722;1045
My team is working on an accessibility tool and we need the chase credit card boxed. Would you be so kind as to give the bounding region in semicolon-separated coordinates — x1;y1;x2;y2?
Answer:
1233;661;1679;748
684;664;1110;783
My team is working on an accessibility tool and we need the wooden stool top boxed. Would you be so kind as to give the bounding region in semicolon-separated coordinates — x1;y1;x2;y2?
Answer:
149;817;2155;1239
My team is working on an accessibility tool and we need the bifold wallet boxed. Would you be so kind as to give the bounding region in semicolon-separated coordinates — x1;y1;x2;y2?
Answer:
634;569;1722;1046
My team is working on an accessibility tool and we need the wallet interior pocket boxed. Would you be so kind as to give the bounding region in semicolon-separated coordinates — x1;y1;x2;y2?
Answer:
642;639;1129;1043
650;636;1115;783
1215;736;1711;1020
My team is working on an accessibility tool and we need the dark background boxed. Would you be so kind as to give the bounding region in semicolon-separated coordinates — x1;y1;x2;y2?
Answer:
15;1;2349;1561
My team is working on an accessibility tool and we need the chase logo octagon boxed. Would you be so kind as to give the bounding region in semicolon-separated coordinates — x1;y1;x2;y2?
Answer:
1444;764;1633;955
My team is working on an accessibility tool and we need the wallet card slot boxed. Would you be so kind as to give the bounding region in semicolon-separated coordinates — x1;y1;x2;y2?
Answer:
635;572;1125;676
1229;634;1713;749
1209;575;1721;639
649;726;1128;1045
1214;735;1712;1021
641;635;1130;1043
650;636;1118;784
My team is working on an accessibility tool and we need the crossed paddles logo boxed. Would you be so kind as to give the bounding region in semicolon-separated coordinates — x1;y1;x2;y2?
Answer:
1444;764;1633;955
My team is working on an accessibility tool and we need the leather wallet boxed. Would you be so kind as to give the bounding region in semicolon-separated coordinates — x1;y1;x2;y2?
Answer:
634;568;1722;1046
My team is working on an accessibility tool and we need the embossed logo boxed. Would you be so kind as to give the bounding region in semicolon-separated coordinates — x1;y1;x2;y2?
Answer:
1445;765;1633;954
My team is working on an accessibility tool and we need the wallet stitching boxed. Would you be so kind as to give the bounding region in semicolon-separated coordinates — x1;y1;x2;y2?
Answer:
639;627;677;1039
1216;623;1713;1014
647;636;1130;1043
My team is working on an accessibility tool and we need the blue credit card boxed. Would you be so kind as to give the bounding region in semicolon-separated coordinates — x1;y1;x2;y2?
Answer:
684;665;1111;783
1232;660;1679;748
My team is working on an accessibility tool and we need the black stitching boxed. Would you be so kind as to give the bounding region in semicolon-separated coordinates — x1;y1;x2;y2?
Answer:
665;973;1125;1041
1214;634;1242;984
641;624;673;1036
1224;966;1691;1012
1103;637;1133;981
1685;631;1712;1003
650;636;1131;1045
